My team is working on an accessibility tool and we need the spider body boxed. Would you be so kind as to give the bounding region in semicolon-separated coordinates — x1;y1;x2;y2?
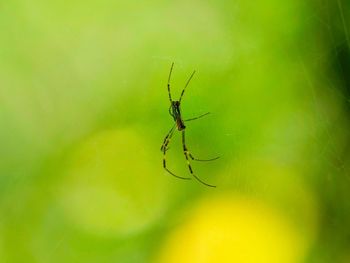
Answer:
170;101;186;131
161;63;219;188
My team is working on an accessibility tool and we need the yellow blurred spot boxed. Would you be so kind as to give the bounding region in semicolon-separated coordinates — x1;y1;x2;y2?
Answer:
58;128;169;237
157;195;310;263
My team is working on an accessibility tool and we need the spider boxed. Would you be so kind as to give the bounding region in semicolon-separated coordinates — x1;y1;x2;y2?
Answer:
161;63;219;188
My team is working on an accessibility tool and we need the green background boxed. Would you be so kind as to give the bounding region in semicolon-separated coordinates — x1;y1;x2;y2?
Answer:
1;0;350;262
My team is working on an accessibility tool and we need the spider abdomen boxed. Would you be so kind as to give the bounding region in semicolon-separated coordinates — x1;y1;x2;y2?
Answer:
176;118;186;131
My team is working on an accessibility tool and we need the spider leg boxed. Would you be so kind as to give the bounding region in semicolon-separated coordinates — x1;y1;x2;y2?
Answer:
167;62;174;102
189;153;220;162
179;70;195;102
162;126;191;180
184;112;210;122
161;125;175;151
168;105;175;119
182;130;216;188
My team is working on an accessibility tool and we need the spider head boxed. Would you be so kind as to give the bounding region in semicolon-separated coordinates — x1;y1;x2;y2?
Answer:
171;101;180;109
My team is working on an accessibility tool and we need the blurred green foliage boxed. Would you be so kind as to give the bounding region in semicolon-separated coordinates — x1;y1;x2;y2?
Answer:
1;0;350;262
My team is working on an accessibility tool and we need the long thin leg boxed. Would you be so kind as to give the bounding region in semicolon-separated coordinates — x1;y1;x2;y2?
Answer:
168;105;174;118
189;153;220;162
182;130;216;187
184;112;210;122
162;126;191;180
161;125;175;151
179;70;195;103
167;63;174;102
